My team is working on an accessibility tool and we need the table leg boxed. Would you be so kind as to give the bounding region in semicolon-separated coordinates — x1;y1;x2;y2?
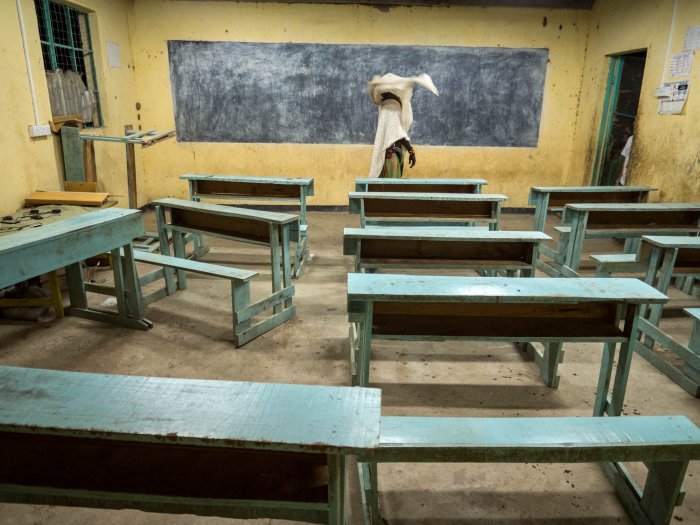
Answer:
327;454;346;525
270;224;282;314
65;262;87;310
47;270;64;318
120;243;146;322
593;342;615;416
110;247;128;317
282;225;292;309
608;305;643;416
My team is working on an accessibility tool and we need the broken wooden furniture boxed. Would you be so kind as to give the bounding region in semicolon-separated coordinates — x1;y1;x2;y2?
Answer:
0;208;150;330
141;198;298;345
0;366;381;525
356;415;700;525
348;192;508;229
181;174;314;278
80;126;176;208
347;273;667;415
343;227;550;276
354;177;487;194
538;203;700;278
529;185;656;232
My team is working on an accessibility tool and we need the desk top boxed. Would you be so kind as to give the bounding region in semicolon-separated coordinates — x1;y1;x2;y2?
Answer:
642;235;700;248
530;185;655;194
154;198;299;224
0;366;381;453
565;202;700;213
348;192;508;202
356;178;488;185
181;174;314;187
343;227;550;242
347;274;667;304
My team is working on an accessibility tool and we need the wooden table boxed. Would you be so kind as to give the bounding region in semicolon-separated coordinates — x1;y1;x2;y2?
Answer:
181;175;314;278
0;366;381;524
0;208;151;329
355;178;487;194
343;227;550;276
347;273;667;416
348;192;508;229
528;185;655;232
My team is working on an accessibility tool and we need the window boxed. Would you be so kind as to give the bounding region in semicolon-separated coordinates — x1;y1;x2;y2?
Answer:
34;0;102;126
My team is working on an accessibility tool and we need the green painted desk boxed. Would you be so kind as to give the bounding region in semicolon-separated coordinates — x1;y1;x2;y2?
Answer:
354;178;487;194
181;175;314;278
0;208;151;330
347;273;667;416
348;192;508;229
0;366;380;524
528;185;655;232
343;227;550;276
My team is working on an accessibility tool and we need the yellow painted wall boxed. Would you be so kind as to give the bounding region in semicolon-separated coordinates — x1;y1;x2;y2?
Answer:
1;0;138;215
570;0;700;202
129;1;591;206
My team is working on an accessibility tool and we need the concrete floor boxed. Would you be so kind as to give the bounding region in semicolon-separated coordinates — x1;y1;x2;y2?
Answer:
0;210;699;525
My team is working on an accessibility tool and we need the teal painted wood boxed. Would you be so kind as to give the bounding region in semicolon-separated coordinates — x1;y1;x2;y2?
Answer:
0;366;381;451
134;252;257;284
154;198;299;225
354;178;487;193
343;228;550;276
357;415;700;525
528;185;655;232
347;274;667;415
180;175;313;278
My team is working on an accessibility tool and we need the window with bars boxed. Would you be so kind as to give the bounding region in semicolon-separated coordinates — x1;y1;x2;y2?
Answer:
34;0;102;126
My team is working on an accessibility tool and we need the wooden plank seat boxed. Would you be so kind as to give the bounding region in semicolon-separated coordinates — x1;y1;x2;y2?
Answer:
0;366;381;525
348;192;508;229
354;177;487;194
538;203;700;277
347;273;668;415
529;185;656;232
343;227;550;276
356;415;700;525
181;174;314;278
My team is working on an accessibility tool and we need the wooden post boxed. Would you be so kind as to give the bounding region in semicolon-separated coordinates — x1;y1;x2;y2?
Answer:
125;124;137;209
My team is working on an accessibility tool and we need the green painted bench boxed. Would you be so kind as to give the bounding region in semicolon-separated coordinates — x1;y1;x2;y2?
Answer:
529;185;656;232
347;273;668;415
538;203;700;277
356;415;700;525
0;366;381;525
355;177;487;193
343;227;550;276
181;175;314;278
348;192;508;229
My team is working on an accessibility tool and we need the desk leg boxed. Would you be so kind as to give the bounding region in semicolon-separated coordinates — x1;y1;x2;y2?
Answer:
155;205;176;294
532;195;549;232
65;262;87;310
121;243;146;322
540;342;564;388
608;305;642;416
172;230;187;290
270;225;282;314
593;342;615;416
110;248;128;317
565;213;588;272
643;248;676;344
282;225;292;309
357;307;374;388
47;270;64;318
328;454;346;525
231;281;251;347
358;461;380;525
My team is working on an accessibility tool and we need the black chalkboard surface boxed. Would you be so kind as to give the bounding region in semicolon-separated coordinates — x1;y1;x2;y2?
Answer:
168;41;548;147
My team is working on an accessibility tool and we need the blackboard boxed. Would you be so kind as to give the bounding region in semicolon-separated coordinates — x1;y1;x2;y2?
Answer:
168;41;548;147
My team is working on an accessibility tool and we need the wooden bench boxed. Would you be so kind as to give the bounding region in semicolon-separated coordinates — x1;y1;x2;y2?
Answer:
356;415;700;525
529;185;656;232
347;273;668;415
0;366;380;524
348;192;508;229
343;227;550;276
181;174;314;278
355;178;487;194
0;208;151;330
538;203;700;277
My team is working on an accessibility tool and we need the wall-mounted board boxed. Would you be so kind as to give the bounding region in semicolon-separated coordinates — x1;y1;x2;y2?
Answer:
168;41;548;147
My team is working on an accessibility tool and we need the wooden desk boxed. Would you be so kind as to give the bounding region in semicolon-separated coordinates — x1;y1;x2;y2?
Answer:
0;366;381;524
343;228;550;276
0;208;151;330
348;192;508;229
355;178;487;194
529;185;655;232
181;175;314;278
347;274;667;416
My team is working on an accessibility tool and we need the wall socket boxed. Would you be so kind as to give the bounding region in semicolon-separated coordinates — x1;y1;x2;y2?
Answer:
28;124;52;138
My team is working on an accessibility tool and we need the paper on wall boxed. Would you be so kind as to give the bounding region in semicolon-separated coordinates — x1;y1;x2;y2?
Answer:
684;25;700;51
106;41;121;68
670;51;693;77
658;81;690;115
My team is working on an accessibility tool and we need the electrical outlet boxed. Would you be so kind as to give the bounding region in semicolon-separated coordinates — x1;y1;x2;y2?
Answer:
28;124;52;138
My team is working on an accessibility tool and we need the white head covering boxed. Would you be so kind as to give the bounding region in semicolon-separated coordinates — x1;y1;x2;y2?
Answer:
367;73;439;178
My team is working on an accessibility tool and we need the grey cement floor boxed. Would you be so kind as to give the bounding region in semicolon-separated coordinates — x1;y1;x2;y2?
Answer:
0;210;698;525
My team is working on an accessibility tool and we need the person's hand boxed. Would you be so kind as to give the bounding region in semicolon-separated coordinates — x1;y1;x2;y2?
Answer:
408;148;416;168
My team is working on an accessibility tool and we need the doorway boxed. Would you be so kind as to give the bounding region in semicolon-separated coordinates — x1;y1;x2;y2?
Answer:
591;51;647;186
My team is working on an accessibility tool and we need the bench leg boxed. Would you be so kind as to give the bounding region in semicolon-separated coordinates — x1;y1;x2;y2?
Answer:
231;281;251;347
540;342;564;388
358;461;380;525
172;231;187;290
593;342;615;416
641;460;688;525
282;226;293;309
327;454;346;525
270;225;282;314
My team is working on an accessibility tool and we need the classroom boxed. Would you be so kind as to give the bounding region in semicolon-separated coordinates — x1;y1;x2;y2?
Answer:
1;0;699;524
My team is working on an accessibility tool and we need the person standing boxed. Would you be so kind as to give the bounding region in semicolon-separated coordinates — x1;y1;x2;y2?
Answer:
367;73;439;179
